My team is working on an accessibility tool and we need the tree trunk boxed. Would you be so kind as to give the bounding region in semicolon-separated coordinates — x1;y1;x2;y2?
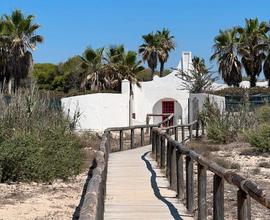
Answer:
268;79;270;88
151;68;155;80
250;75;257;87
160;62;165;77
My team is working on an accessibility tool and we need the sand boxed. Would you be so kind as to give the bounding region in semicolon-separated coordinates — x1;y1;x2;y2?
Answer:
0;171;87;220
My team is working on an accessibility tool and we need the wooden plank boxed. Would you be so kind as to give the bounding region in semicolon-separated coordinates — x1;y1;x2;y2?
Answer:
213;174;224;220
198;164;207;220
104;145;193;220
186;155;194;213
237;189;251;220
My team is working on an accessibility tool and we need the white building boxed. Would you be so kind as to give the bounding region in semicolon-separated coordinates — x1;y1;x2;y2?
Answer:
62;52;225;131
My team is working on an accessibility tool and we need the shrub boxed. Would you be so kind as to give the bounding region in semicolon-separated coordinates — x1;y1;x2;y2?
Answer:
0;85;84;183
200;98;258;143
255;105;270;123
244;123;270;153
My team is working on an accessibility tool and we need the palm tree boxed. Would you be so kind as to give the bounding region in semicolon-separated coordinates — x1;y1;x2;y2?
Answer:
263;37;270;87
211;29;242;87
106;45;144;90
237;18;269;87
156;28;175;77
80;47;111;91
139;33;158;80
1;10;43;92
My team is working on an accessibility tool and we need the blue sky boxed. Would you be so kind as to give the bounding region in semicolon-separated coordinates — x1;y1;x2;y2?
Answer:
1;0;270;71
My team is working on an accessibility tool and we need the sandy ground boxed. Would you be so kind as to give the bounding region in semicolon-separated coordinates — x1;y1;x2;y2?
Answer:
0;171;88;220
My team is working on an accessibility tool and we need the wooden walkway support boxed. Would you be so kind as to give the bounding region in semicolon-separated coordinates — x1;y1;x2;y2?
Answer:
104;145;193;220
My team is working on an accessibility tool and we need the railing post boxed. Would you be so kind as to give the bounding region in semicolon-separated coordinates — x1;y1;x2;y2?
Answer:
166;142;171;179
181;126;185;142
140;127;144;146
150;127;153;145
176;149;184;200
198;164;207;220
152;130;156;155
119;130;123;151
189;125;193;141
160;136;166;169
146;115;150;134
213;174;224;220
156;133;160;164
131;129;134;149
171;146;177;191
237;190;251;220
174;127;178;141
186;155;194;213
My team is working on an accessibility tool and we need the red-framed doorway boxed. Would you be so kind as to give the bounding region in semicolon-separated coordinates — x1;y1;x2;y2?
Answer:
162;101;174;126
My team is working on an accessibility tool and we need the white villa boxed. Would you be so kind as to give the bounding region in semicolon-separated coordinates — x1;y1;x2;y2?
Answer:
61;52;225;131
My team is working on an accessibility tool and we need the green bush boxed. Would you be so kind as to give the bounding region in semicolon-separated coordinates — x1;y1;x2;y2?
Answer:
0;85;84;183
200;98;257;143
206;116;232;144
255;105;270;123
244;123;270;153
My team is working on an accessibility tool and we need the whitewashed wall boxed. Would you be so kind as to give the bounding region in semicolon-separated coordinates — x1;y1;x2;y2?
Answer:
189;93;226;122
131;71;190;125
61;80;130;131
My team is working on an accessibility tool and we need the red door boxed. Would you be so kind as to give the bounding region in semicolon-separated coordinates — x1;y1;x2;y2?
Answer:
162;101;174;126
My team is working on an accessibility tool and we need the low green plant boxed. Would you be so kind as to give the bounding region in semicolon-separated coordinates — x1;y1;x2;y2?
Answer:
0;85;84;183
255;105;270;123
200;97;258;144
244;123;270;153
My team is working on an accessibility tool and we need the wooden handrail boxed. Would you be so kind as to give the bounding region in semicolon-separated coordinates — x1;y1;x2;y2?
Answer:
152;124;270;220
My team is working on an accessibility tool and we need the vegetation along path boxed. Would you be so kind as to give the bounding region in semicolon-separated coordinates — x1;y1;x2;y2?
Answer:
104;145;193;220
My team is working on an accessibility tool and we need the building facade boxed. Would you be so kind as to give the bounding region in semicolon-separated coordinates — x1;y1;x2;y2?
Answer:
62;52;225;131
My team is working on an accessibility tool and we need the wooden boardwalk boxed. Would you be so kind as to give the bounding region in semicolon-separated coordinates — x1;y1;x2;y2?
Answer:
104;145;193;220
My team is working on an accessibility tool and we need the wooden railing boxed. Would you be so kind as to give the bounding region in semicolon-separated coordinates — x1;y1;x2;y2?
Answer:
78;114;174;220
152;121;270;220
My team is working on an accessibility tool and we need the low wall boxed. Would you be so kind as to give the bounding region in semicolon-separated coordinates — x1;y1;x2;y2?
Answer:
61;93;129;131
189;93;225;122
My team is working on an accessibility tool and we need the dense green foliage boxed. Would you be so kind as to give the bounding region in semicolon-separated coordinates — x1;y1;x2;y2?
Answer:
212;87;270;96
212;18;270;87
0;10;43;92
139;29;175;79
0;86;83;182
244;105;270;152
